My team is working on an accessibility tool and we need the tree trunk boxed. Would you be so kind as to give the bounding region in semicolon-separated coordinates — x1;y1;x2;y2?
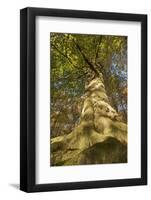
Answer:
51;73;127;166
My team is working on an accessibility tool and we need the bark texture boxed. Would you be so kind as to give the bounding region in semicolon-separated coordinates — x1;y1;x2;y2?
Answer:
51;74;127;166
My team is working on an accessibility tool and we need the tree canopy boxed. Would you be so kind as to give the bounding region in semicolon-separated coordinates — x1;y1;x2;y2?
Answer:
50;33;127;138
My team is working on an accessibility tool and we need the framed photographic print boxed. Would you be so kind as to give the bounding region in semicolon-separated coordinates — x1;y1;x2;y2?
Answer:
20;7;147;192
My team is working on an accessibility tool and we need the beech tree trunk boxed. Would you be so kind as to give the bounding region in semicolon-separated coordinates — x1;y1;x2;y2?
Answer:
51;72;127;166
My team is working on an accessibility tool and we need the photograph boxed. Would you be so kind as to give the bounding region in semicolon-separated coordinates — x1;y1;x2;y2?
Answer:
50;33;128;166
20;7;147;192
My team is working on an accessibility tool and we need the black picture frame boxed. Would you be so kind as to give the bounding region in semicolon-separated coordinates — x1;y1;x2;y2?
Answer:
20;7;147;192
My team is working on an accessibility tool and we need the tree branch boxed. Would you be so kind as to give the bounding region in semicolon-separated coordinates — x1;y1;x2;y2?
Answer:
51;43;79;69
72;39;101;77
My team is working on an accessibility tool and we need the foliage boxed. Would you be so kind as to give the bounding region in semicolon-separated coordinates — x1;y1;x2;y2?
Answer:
50;33;127;137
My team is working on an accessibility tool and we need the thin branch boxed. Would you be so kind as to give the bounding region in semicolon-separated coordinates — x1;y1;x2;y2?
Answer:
51;43;79;69
72;39;100;77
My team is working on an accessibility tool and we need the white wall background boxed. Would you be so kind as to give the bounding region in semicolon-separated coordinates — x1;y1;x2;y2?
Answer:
0;0;150;199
